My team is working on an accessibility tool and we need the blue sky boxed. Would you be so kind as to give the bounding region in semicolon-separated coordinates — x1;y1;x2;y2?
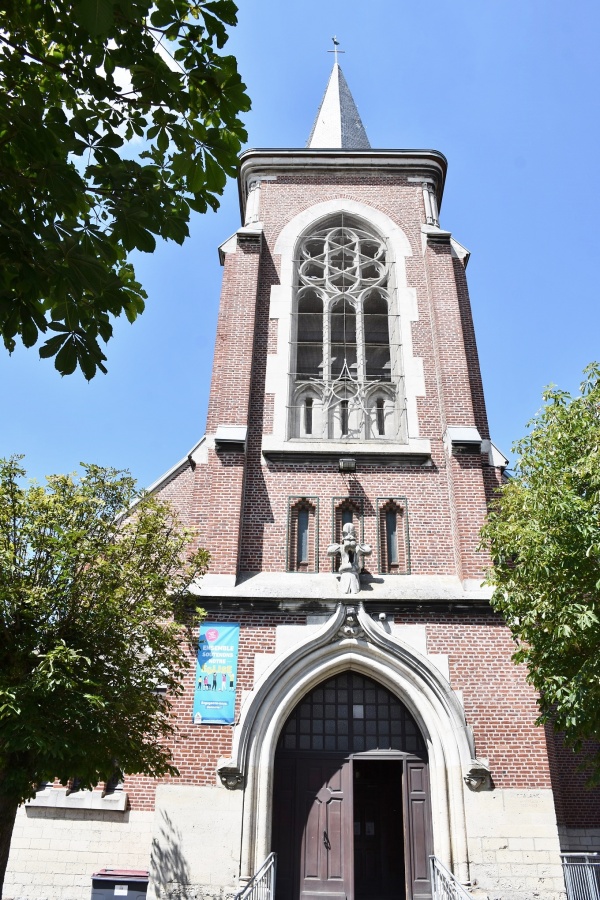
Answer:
2;0;599;487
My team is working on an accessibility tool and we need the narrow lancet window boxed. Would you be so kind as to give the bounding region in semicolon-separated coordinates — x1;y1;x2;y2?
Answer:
379;499;409;574
331;299;357;379
288;499;318;573
296;290;323;380
304;398;313;435
364;291;391;382
376;398;385;435
386;509;398;566
297;508;309;566
340;399;349;436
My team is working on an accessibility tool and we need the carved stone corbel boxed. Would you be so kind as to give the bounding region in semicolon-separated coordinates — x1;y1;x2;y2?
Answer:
217;762;244;790
463;759;492;791
336;605;364;640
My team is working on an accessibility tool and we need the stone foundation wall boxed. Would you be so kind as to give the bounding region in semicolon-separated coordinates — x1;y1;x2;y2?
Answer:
147;785;243;900
465;789;565;900
4;806;153;900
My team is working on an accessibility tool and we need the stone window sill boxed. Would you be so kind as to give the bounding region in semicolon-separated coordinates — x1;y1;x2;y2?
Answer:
26;787;128;812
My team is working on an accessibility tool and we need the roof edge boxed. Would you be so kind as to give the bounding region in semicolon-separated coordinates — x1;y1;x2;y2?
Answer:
143;435;206;496
239;147;448;166
237;148;448;221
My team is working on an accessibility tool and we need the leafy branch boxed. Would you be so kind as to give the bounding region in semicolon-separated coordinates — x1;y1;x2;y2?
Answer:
0;0;250;377
482;362;600;782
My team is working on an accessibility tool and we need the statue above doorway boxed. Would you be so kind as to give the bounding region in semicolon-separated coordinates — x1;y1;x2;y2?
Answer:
328;522;372;594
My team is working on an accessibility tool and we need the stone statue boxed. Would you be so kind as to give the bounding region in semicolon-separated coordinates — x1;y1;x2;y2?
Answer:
327;522;372;594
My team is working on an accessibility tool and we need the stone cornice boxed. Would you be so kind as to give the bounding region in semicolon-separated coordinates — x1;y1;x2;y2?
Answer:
237;148;448;222
195;572;494;605
197;597;495;615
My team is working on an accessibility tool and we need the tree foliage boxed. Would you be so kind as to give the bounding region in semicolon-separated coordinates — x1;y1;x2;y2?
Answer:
0;0;250;378
482;363;600;779
0;457;208;891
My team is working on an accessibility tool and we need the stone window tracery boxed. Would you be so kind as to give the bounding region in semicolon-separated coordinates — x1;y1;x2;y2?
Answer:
290;215;405;441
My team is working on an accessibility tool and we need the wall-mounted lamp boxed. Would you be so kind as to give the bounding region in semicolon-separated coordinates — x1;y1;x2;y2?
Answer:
339;458;356;473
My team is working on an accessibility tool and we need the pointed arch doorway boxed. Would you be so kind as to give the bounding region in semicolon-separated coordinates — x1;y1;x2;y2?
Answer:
272;672;433;900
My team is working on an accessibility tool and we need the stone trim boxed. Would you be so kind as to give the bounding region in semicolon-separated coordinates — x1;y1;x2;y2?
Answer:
265;198;426;454
222;602;476;886
26;787;128;812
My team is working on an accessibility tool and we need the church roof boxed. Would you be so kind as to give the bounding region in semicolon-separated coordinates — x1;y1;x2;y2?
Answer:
307;63;371;149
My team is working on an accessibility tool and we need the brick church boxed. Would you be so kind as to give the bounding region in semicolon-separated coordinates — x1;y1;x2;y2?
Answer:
7;62;600;900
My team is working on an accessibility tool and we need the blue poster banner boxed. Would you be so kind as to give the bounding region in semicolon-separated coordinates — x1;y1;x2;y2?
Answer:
192;622;240;725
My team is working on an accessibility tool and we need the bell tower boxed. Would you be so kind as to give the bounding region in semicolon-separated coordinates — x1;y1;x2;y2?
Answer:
195;58;503;589
161;67;566;898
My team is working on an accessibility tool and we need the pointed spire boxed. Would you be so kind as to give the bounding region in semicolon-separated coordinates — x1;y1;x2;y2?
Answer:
307;63;371;150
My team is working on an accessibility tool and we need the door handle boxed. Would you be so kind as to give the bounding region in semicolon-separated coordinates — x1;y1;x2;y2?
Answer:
323;830;331;850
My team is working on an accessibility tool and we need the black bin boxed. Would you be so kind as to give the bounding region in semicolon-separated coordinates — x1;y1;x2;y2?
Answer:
91;869;149;900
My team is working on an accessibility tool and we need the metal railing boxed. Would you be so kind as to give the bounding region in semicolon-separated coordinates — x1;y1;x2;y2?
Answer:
561;853;600;900
430;856;472;900
234;853;277;900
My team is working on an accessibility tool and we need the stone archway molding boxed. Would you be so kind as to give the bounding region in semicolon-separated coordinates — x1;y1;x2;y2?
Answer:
218;603;477;886
273;198;413;265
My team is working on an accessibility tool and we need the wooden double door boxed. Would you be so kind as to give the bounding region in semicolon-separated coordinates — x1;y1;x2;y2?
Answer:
272;753;432;900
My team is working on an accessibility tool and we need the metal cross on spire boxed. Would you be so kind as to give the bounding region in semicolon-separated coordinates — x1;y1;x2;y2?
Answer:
328;36;345;65
307;39;370;149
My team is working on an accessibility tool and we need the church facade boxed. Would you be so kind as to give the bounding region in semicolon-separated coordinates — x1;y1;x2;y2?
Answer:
6;64;600;900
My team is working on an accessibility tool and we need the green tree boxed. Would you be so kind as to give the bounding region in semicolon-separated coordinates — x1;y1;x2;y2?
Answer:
482;363;600;780
0;0;250;378
0;457;209;894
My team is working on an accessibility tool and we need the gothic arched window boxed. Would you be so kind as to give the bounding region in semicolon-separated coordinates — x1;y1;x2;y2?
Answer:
277;671;426;757
378;498;410;574
290;216;404;441
287;497;318;572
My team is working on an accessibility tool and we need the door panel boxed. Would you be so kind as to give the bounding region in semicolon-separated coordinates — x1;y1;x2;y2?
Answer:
325;793;344;879
404;761;433;900
299;757;352;900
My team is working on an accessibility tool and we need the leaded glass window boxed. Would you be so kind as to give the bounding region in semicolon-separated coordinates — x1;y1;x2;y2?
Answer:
278;672;426;757
297;508;309;565
288;498;318;572
290;216;404;441
378;498;409;574
386;509;398;566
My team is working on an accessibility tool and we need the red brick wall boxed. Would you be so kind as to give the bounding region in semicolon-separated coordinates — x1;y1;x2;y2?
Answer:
421;610;553;789
131;167;553;816
125;611;306;810
152;463;197;529
124;608;556;809
545;727;600;828
205;239;262;433
205;172;495;581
